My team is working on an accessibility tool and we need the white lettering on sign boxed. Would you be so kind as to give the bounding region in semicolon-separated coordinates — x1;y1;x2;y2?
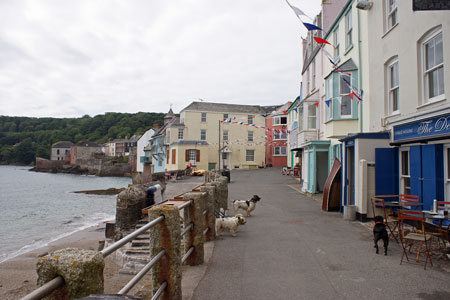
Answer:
435;117;450;132
417;121;433;134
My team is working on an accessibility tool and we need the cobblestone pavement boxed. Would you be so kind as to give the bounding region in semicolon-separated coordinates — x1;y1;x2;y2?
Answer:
191;167;450;300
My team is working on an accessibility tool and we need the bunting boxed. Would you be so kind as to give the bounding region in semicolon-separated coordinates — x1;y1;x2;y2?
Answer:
325;99;331;107
302;22;323;31
314;37;334;48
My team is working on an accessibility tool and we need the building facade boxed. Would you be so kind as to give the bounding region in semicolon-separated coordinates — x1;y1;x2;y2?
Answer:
50;141;73;161
163;102;267;171
364;0;450;219
265;102;291;167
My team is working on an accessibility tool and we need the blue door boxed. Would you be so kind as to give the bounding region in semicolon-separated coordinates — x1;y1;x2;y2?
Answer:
375;148;399;195
410;145;444;210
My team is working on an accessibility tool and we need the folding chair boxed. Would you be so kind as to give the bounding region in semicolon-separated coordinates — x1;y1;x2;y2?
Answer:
400;194;421;210
398;210;433;270
435;201;450;248
371;197;400;243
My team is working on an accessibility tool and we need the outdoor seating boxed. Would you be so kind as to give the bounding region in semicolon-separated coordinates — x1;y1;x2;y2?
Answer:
398;210;433;269
371;197;400;243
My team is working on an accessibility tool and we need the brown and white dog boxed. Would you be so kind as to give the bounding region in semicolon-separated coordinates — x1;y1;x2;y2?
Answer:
232;195;261;216
215;212;246;237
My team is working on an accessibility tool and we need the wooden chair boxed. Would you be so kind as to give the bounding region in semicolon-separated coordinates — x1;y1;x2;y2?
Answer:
400;194;422;211
398;210;433;270
371;197;400;243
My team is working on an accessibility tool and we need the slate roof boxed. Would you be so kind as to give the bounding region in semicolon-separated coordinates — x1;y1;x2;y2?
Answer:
181;101;265;114
51;141;74;148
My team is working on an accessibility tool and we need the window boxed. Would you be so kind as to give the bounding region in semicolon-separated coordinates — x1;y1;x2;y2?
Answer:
333;27;340;59
248;131;254;142
326;77;333;120
273;116;287;125
248;115;253;124
56;149;60;155
246;150;255;161
178;129;184;140
189;149;197;161
201;112;206;122
345;10;352;49
274;131;287;140
340;74;352;117
158;158;163;167
307;68;311;93
400;150;411;194
273;146;287;156
200;129;206;141
386;0;398;30
223;130;228;141
298;104;304;131
308;104;317;129
312;60;316;90
223;113;228;120
423;30;444;102
388;59;399;114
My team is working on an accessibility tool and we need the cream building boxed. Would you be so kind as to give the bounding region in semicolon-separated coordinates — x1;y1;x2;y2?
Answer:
164;102;267;171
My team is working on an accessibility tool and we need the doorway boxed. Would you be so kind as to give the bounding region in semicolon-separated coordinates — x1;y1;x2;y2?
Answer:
346;146;355;205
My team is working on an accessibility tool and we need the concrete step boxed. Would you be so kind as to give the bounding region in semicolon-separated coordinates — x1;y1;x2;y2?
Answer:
134;234;150;240
125;249;150;256
131;241;150;247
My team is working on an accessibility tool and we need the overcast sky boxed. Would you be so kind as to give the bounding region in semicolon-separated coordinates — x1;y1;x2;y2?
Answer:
0;0;321;118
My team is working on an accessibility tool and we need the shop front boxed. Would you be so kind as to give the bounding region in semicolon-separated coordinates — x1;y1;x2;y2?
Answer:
380;113;450;210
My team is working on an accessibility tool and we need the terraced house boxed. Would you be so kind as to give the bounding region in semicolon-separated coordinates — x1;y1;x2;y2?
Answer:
163;101;267;171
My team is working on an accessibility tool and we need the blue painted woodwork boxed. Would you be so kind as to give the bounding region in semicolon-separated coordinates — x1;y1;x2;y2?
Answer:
375;148;399;196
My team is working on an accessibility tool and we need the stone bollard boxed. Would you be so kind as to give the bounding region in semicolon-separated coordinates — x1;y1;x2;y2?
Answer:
115;184;147;232
183;192;205;266
36;248;104;300
200;185;216;241
148;205;182;300
211;176;229;211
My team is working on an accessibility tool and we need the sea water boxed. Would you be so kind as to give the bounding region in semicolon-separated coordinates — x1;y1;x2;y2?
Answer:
0;165;131;263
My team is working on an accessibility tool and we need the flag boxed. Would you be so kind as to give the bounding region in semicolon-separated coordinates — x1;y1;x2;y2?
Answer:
282;110;287;115
314;102;319;107
286;0;308;19
325;99;331;107
303;22;323;31
314;37;334;48
349;92;354;100
293;107;298;113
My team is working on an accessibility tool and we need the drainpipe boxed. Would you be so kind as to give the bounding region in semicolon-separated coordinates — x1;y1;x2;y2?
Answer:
358;7;363;133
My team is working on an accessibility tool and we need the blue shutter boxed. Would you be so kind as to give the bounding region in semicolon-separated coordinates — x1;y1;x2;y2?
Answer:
375;148;399;195
410;145;422;200
421;144;444;210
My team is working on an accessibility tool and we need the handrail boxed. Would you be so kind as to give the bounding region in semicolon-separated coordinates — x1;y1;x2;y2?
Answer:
181;246;195;264
179;199;193;210
22;182;214;300
118;249;166;295
151;281;167;300
101;215;165;258
181;223;194;237
20;276;64;300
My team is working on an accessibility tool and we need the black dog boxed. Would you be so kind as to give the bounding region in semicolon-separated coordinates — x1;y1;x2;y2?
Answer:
373;216;389;255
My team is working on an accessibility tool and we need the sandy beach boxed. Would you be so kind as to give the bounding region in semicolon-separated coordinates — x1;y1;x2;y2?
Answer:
0;222;142;300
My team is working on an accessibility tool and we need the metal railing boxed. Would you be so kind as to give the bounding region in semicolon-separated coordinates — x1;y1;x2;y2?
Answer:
21;189;213;300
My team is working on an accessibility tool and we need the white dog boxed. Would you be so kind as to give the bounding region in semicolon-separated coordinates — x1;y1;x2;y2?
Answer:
215;213;246;237
232;195;261;217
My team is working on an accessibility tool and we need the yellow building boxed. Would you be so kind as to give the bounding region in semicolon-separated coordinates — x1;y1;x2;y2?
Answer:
165;102;267;171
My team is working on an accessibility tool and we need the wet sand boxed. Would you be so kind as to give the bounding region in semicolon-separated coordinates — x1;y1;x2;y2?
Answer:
0;223;141;300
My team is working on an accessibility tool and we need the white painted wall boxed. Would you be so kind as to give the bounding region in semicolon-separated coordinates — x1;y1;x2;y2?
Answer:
136;128;155;173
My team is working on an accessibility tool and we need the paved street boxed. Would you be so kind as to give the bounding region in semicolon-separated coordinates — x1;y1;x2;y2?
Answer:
192;168;450;300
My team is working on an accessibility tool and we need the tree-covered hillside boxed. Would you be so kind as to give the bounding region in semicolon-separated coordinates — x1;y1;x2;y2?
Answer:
0;112;165;165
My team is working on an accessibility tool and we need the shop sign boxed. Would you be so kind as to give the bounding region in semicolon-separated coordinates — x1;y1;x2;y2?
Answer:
393;113;450;142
